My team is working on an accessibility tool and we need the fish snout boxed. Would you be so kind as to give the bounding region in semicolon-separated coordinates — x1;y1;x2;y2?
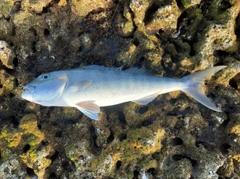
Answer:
23;85;36;92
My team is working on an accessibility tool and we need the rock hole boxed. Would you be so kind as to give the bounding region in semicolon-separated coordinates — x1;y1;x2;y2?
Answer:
49;172;57;179
89;125;99;149
152;152;160;160
195;141;206;148
11;1;21;15
213;50;229;57
168;137;183;146
13;57;18;67
41;139;49;146
44;29;51;39
37;124;42;129
53;119;78;125
189;158;198;167
220;143;230;155
116;160;122;170
218;0;232;14
143;3;160;25
118;112;127;125
52;0;60;4
189;45;196;56
0;83;2;88
229;73;240;90
175;0;185;10
50;151;59;162
42;6;50;14
139;56;145;63
214;86;220;91
23;144;30;153
132;38;140;46
32;41;36;53
225;107;234;115
62;160;74;172
107;130;114;144
172;154;185;161
119;133;127;141
92;7;105;14
55;131;62;137
235;13;240;38
78;46;84;54
11;116;20;127
29;27;37;36
147;168;157;176
169;98;176;104
207;92;217;100
158;29;164;34
9;93;15;98
26;167;37;178
133;170;139;179
138;106;148;114
142;115;157;126
229;78;238;90
218;118;230;129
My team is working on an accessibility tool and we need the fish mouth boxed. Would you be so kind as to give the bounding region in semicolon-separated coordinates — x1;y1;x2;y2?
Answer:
23;85;36;92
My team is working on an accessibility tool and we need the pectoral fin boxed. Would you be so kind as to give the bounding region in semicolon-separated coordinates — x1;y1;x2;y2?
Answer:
75;101;100;120
132;93;158;105
69;81;92;92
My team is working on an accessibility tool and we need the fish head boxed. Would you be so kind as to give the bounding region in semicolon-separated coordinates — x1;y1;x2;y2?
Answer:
21;71;68;105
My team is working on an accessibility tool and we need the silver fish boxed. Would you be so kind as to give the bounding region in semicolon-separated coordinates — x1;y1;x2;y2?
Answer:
21;65;226;120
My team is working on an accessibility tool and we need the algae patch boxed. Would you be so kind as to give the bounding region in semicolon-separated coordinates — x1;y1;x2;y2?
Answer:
0;114;52;178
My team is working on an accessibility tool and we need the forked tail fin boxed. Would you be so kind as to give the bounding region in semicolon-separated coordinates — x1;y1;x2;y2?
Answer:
181;66;226;112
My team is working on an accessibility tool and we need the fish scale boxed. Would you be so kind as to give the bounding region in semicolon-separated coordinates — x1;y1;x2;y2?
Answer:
21;65;226;120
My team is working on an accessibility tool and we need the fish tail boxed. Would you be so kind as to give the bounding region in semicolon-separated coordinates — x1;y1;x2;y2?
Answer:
181;66;226;112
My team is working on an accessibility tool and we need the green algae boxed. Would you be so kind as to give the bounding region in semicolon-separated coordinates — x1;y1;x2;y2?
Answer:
0;70;16;95
1;147;13;161
0;0;12;15
0;114;52;178
0;128;22;148
22;0;51;13
71;0;113;18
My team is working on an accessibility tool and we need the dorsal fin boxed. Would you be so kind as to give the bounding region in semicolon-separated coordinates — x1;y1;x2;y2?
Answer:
125;67;152;75
81;65;123;71
81;65;152;75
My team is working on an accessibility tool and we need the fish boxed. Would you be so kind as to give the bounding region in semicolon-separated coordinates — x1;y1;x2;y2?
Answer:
21;65;226;120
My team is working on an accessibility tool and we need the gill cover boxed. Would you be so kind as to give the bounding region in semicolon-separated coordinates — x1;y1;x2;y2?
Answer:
22;72;68;105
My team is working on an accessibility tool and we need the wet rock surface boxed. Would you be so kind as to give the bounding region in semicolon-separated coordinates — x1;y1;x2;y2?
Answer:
0;0;240;178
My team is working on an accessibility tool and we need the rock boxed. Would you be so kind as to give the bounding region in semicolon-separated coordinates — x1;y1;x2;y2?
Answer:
0;114;53;179
22;0;52;14
193;1;240;69
0;41;15;69
70;0;113;18
181;0;201;8
0;154;27;179
0;19;13;40
0;0;13;15
145;2;181;35
0;69;16;95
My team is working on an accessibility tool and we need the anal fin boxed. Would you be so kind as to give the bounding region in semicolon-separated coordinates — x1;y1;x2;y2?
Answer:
75;101;100;120
132;93;158;105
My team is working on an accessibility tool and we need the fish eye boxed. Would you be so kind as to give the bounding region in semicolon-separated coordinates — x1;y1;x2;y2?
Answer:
42;74;50;80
